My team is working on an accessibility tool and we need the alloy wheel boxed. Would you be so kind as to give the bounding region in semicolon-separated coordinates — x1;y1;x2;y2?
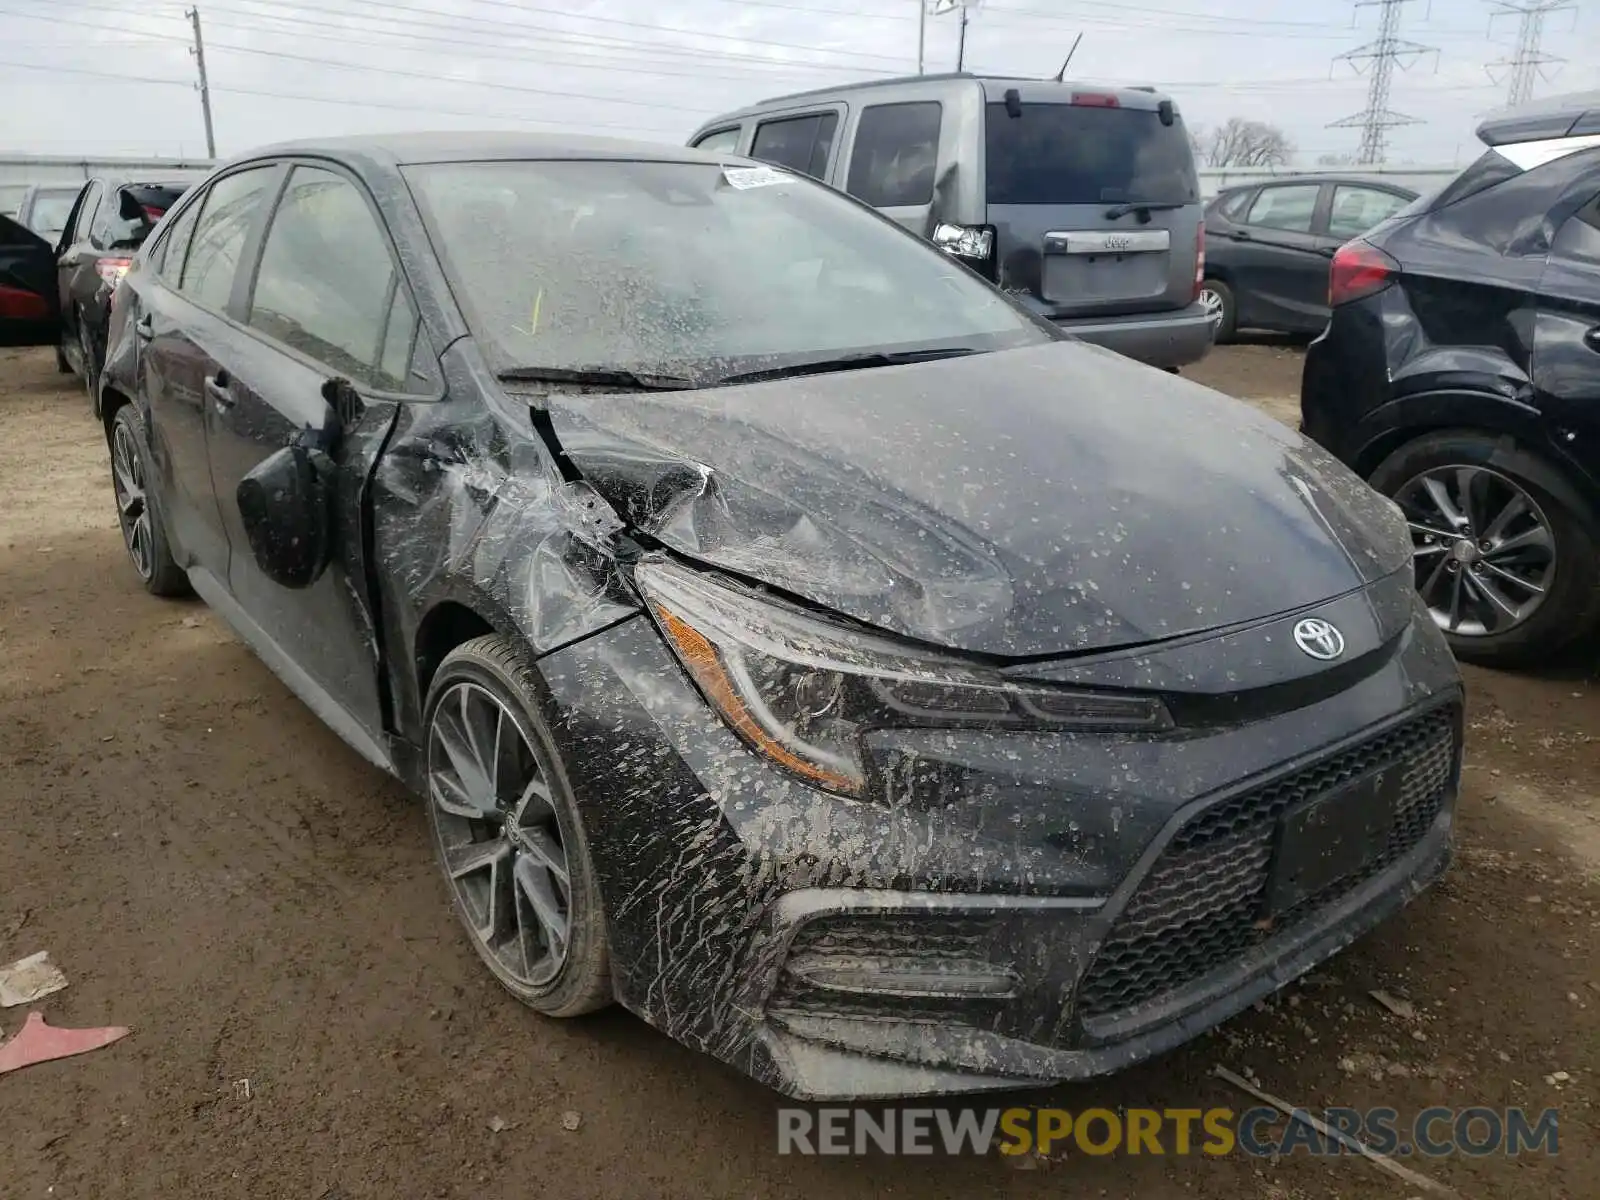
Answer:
427;681;572;988
1198;287;1225;321
111;421;154;581
1394;465;1556;637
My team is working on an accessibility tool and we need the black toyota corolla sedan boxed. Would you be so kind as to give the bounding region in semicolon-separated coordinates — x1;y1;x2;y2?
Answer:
77;134;1460;1099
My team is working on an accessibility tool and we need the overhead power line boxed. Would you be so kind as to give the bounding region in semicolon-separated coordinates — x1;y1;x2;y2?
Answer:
1328;0;1439;164
1485;1;1573;107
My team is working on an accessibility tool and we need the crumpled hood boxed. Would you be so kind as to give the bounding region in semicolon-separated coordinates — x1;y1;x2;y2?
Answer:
541;341;1410;658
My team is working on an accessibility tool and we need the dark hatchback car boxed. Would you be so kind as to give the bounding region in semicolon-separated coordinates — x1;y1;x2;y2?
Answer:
1202;175;1416;341
1303;92;1600;668
69;134;1461;1099
53;176;200;401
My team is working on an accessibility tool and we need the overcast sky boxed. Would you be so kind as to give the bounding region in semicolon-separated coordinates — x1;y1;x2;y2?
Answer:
1;0;1596;166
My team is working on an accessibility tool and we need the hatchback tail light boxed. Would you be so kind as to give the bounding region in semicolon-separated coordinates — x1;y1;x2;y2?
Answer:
1328;240;1399;307
141;205;167;222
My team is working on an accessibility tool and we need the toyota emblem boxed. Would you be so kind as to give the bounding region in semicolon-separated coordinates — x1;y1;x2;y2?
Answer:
1293;618;1346;661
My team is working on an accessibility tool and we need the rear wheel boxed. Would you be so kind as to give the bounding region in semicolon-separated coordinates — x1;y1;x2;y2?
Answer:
110;406;189;597
1371;431;1600;667
1199;279;1236;343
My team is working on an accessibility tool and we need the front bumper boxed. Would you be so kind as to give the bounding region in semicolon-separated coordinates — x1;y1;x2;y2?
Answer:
534;593;1462;1100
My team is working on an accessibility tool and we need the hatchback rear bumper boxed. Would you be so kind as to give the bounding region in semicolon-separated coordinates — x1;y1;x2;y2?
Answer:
1053;300;1218;369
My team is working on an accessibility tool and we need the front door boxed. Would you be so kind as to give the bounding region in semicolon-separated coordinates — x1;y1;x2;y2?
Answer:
0;215;59;347
204;163;421;757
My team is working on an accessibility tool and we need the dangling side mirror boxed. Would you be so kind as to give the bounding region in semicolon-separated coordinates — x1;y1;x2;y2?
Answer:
236;441;335;589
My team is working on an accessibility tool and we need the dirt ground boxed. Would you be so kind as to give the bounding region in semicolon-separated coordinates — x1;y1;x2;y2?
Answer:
1;342;1596;1200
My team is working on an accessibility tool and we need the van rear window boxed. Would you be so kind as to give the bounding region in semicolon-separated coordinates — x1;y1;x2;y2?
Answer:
984;102;1198;206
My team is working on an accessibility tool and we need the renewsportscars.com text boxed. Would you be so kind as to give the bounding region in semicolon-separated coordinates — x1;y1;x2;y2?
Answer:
777;1105;1560;1158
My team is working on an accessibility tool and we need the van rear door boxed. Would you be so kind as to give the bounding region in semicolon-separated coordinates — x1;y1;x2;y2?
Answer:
983;84;1201;319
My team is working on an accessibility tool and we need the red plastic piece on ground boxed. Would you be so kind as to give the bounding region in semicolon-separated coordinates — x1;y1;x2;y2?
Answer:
0;1011;129;1076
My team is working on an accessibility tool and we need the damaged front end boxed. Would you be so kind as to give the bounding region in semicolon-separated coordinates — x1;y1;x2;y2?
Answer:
366;339;1462;1100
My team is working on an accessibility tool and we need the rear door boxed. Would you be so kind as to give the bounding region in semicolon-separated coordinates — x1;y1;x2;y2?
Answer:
0;214;59;347
1532;184;1600;477
204;161;422;749
1221;182;1328;331
56;180;102;352
136;164;282;581
982;87;1201;317
748;108;844;182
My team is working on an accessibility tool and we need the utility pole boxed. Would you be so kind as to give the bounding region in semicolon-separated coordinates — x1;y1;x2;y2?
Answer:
187;7;217;159
1328;0;1437;165
957;5;968;71
917;0;926;74
1486;1;1572;107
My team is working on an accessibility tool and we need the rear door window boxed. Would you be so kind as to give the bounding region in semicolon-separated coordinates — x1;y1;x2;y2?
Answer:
846;102;942;207
154;196;203;284
1244;184;1320;233
68;182;103;247
984;102;1198;205
751;112;839;180
1326;185;1411;240
178;166;276;312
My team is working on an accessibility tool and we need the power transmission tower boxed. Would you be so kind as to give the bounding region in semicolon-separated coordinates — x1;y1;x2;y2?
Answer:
1486;1;1572;107
1328;0;1438;164
187;7;217;159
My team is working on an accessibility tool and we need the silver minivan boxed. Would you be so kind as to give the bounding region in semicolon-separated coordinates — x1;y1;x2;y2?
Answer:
690;73;1215;370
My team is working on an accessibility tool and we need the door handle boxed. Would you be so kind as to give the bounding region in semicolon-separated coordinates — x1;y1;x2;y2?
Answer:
134;315;153;342
204;372;234;410
1317;245;1337;258
1232;229;1253;241
1585;327;1600;354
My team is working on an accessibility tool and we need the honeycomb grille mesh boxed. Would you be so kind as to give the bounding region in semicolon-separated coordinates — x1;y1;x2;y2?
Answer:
1076;708;1457;1021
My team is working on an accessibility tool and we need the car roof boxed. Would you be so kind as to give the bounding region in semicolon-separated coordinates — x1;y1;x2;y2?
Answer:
696;72;1175;127
1214;174;1418;194
232;131;720;169
1477;90;1600;146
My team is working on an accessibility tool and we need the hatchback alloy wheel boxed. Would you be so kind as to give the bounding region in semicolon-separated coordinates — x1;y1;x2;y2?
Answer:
1396;464;1556;638
427;680;573;988
111;420;154;581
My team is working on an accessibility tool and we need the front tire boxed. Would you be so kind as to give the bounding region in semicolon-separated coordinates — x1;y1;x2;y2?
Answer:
1370;430;1600;667
424;635;613;1017
1199;279;1236;343
109;406;189;597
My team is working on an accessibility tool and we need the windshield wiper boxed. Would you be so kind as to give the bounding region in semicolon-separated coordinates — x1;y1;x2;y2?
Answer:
713;347;983;387
1103;200;1186;220
497;366;695;391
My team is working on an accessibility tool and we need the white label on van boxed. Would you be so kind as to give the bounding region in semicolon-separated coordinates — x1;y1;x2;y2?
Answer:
722;165;790;190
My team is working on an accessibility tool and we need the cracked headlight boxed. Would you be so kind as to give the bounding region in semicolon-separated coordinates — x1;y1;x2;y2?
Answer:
634;558;1171;799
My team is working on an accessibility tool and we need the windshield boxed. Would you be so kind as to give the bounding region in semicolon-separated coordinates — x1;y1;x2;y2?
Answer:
27;189;81;240
985;102;1199;206
404;158;1049;380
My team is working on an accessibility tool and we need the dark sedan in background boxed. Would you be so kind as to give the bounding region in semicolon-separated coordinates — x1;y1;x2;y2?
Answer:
1202;174;1416;341
54;174;201;402
1303;91;1600;668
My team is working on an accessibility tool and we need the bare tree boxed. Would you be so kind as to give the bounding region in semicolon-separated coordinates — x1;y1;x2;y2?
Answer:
1202;118;1295;168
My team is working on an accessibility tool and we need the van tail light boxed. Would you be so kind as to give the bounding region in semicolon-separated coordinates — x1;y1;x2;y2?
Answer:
932;222;998;281
96;257;134;289
1070;92;1120;108
1193;222;1205;302
1328;240;1399;307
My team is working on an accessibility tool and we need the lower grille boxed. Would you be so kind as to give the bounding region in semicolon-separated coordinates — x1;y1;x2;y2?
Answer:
1076;707;1457;1021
